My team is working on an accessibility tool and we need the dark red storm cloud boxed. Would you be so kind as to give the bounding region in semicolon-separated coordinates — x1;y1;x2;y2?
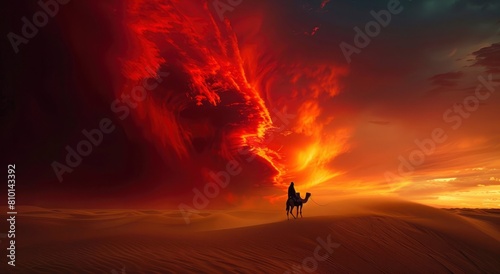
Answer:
1;0;347;207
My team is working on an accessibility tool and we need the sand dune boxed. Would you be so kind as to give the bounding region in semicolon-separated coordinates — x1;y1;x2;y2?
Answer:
4;199;500;273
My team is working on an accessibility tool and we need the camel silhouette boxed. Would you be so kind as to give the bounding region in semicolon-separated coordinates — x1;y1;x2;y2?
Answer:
286;192;311;220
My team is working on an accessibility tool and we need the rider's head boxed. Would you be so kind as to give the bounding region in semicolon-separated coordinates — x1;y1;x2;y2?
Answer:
291;182;294;185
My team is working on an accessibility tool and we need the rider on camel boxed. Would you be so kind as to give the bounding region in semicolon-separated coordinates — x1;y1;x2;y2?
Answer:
288;182;298;202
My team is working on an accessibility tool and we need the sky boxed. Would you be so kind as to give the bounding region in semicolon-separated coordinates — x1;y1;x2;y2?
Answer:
1;0;500;208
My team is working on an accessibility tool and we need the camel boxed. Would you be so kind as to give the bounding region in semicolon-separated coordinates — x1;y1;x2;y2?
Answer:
286;192;311;220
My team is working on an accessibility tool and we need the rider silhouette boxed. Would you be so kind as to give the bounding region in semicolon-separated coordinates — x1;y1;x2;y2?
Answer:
288;182;297;201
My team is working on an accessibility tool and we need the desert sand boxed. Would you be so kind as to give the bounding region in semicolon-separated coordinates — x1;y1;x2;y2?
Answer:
3;199;500;273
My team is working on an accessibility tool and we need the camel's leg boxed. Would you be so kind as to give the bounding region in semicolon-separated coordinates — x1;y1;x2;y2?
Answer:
290;206;296;219
296;206;299;218
300;205;303;218
286;201;289;220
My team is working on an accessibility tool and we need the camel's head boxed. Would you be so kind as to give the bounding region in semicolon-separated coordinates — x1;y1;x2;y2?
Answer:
305;192;311;198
